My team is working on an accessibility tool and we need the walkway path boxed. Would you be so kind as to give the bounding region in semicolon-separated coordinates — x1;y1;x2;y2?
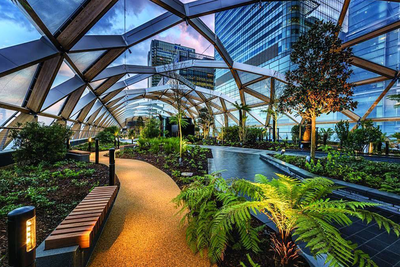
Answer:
88;152;209;267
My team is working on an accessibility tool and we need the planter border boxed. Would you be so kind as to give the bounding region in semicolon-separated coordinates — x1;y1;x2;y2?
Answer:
260;154;400;212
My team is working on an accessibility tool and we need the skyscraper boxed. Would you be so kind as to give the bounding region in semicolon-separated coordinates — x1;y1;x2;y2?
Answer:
147;40;215;89
344;0;400;134
213;1;346;132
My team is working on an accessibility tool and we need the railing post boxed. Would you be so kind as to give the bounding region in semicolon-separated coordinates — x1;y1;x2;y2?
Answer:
95;138;99;164
109;148;115;186
8;206;36;267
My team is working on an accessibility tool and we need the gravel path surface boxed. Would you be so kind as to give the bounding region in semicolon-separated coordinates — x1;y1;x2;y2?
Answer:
88;152;210;267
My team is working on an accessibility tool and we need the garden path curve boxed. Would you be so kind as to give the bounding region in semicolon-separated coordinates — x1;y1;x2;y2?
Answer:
88;151;209;267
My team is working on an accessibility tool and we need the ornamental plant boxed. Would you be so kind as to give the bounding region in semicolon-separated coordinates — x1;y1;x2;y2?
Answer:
278;20;357;160
10;121;72;165
215;174;400;267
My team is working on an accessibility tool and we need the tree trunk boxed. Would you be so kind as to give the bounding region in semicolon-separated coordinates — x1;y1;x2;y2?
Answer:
311;115;316;160
273;117;278;142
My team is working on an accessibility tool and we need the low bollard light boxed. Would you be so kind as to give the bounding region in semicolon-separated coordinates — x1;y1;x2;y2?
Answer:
88;137;92;152
8;206;36;267
109;148;115;186
95;138;99;164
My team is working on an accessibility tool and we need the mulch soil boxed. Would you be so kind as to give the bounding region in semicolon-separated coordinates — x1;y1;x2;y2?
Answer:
0;163;109;267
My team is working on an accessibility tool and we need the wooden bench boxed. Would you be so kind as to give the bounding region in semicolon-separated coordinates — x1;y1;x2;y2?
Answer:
44;186;118;250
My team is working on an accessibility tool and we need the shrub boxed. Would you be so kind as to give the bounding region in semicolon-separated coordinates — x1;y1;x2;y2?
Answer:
96;126;119;143
141;118;160;139
221;126;240;143
10;122;72;165
246;127;264;143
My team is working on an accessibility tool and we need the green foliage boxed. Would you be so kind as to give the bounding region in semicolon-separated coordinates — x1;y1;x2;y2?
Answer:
219;174;400;267
275;150;400;194
334;120;350;148
350;120;383;152
246;127;264;143
10;122;72;165
96;126;119;143
197;107;214;138
290;125;305;144
141;117;160;139
173;174;262;263
220;126;240;143
319;128;334;145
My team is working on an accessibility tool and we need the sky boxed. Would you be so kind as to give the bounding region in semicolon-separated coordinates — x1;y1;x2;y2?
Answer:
0;0;215;89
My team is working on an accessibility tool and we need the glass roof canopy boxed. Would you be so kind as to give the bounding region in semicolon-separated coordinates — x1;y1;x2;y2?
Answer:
0;0;399;149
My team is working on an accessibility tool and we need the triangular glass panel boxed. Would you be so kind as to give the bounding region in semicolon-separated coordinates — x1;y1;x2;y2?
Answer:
342;1;400;44
0;1;40;47
0;108;17;127
27;0;86;33
0;64;38;106
37;115;54;126
42;97;67;116
248;78;271;98
68;50;107;73
238;71;263;85
89;0;165;35
90;78;107;90
244;92;264;106
51;60;76;89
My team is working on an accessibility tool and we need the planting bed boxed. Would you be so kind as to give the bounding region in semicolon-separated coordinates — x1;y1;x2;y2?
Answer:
274;152;400;195
0;160;109;267
115;144;212;189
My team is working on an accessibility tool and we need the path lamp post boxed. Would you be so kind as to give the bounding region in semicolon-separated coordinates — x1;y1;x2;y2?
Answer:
131;137;134;144
95;138;99;164
66;138;70;150
109;148;115;186
88;137;92;152
117;138;120;149
8;206;36;267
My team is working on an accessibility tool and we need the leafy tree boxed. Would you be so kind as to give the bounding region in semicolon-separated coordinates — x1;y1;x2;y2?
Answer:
278;20;357;159
10;122;72;165
197;107;214;139
141;117;160;139
215;174;400;267
136;116;145;136
95;126;119;144
350;120;382;152
233;102;252;143
290;124;305;145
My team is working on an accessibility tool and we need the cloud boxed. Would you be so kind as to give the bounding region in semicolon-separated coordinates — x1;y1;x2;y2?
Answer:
0;0;36;31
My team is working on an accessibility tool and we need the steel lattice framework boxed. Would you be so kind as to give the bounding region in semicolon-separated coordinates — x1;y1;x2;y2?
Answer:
0;0;399;148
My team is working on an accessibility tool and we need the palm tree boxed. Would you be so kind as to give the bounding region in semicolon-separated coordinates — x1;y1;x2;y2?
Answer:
233;101;251;143
214;174;400;267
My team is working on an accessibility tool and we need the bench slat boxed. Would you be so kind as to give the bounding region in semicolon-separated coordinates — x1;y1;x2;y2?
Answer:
45;186;118;250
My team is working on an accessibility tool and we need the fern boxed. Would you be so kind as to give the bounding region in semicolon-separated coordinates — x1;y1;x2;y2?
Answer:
220;174;400;267
173;173;262;264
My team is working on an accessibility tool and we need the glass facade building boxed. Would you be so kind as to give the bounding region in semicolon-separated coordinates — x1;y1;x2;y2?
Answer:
343;0;400;135
214;0;400;135
148;40;215;89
